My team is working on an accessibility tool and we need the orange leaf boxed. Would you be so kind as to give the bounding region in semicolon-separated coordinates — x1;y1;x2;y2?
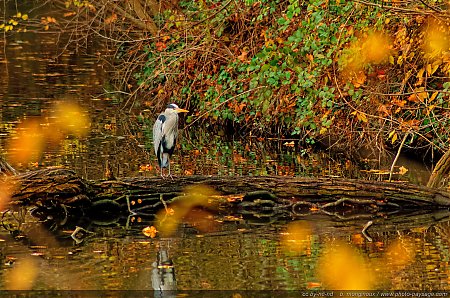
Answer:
155;42;167;51
142;226;158;238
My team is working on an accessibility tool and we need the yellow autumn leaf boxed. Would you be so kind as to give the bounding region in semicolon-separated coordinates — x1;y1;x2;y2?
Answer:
5;257;39;290
352;111;368;123
423;19;449;59
417;68;425;78
398;166;408;175
429;91;439;103
430;61;440;75
391;132;398;144
425;104;436;116
317;241;375;290
280;221;312;254
6;120;45;165
52;102;90;137
155;185;219;237
426;64;432;76
363;32;391;64
388;130;395;138
389;55;394;65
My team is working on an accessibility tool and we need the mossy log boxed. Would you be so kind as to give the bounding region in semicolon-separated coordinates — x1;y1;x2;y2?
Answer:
6;168;450;212
2;167;450;240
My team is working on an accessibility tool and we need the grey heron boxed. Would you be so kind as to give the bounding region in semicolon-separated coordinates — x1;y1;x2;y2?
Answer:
153;103;189;178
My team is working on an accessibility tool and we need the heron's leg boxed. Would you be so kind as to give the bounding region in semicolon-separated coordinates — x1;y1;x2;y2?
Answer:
160;166;166;179
168;160;174;180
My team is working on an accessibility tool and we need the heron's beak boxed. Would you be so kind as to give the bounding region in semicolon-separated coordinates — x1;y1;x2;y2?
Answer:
175;108;189;113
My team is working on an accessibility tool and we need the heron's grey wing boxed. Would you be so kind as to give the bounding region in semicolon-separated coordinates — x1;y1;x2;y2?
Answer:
160;113;178;152
153;114;166;158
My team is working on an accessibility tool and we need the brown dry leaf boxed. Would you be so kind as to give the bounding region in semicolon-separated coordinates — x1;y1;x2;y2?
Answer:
63;12;76;17
237;50;248;62
378;104;390;116
105;13;117;25
352;71;366;88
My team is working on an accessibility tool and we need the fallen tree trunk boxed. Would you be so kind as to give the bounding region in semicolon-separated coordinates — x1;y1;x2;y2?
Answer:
7;168;450;210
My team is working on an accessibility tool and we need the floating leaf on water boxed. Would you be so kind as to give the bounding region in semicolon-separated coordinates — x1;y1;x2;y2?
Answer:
142;226;158;238
397;166;408;175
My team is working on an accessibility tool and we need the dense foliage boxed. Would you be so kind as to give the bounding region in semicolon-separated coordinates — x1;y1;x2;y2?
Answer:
4;0;450;157
131;0;450;157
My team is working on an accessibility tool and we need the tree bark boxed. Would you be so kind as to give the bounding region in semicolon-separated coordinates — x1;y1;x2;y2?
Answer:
427;148;450;188
7;168;450;210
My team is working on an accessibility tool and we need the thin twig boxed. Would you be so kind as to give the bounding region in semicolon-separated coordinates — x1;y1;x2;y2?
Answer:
389;131;410;182
362;220;373;242
184;86;267;129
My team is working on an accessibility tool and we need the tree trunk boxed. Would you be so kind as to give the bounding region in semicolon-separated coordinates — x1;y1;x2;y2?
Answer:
7;168;450;210
427;148;450;188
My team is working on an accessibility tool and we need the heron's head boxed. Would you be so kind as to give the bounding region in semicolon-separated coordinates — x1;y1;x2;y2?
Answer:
166;103;189;114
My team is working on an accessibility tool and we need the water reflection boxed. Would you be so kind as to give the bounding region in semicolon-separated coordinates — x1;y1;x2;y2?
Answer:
1;204;450;291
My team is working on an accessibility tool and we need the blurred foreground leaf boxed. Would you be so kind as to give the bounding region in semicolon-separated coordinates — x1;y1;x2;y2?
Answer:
6;257;39;290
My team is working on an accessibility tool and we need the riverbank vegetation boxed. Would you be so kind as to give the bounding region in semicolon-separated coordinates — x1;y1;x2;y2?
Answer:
3;0;450;160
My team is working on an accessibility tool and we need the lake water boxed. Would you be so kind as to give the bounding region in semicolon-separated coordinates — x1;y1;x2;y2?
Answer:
0;28;448;293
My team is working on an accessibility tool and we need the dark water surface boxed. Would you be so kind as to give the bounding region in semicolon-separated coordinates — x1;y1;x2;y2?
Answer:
0;30;448;292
